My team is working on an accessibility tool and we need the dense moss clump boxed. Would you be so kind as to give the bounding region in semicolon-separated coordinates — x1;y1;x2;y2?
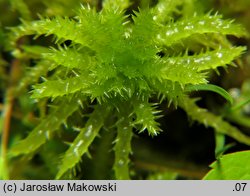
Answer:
1;0;250;179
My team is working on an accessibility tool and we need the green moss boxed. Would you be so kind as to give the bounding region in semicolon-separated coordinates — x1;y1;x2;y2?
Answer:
1;0;249;179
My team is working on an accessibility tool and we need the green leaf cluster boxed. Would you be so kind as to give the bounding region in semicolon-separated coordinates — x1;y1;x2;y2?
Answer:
1;0;250;179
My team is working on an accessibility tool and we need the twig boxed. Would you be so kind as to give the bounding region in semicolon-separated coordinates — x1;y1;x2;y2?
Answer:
1;58;21;179
134;160;209;179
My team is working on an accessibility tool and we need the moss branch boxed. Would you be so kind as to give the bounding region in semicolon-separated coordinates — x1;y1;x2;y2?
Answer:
10;99;79;156
56;104;111;179
179;96;250;145
113;113;133;180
